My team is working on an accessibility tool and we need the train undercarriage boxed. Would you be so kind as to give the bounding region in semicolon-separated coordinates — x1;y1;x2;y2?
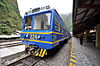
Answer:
25;45;47;57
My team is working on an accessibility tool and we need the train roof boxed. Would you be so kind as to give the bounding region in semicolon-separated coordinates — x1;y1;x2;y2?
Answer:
24;5;52;16
24;6;70;32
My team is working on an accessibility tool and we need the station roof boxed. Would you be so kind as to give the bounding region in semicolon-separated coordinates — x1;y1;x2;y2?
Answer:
73;0;100;34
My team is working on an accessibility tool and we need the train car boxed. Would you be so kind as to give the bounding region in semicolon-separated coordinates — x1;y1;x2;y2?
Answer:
21;6;71;57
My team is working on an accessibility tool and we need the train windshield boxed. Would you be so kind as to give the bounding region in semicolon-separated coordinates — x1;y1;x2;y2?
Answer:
24;12;51;30
34;13;51;30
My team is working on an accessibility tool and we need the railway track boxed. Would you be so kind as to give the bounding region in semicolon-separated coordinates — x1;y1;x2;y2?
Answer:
0;38;41;66
0;41;23;49
8;55;42;66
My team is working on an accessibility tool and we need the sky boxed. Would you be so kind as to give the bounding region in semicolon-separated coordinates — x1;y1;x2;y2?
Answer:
17;0;73;17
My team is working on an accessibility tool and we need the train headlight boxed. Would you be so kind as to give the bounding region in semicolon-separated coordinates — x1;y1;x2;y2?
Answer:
26;34;29;37
23;34;30;39
34;34;41;40
38;35;41;39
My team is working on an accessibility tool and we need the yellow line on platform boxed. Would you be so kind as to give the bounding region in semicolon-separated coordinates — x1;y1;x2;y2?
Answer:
70;63;76;66
69;39;76;66
71;52;75;55
71;55;76;58
70;58;76;63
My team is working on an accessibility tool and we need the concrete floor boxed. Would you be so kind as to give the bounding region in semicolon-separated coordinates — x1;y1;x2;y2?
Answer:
72;37;100;66
3;37;100;66
34;39;71;66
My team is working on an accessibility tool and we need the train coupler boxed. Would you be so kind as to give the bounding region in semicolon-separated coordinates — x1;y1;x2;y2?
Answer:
25;45;47;57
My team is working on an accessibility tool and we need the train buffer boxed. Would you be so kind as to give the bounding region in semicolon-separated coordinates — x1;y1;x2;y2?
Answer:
71;37;100;66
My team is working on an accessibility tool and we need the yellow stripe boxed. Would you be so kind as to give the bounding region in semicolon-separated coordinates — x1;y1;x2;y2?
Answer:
52;38;66;44
71;52;75;55
25;45;29;48
71;50;75;52
71;51;75;54
41;49;46;57
71;55;76;58
70;58;76;63
21;31;65;35
22;39;52;44
22;38;66;44
22;32;51;34
35;53;39;56
52;32;64;35
45;52;47;55
39;49;43;57
69;39;76;66
70;63;76;66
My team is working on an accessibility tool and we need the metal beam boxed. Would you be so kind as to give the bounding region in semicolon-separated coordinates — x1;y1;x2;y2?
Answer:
76;9;88;16
77;9;90;25
74;14;91;22
73;0;97;34
81;4;100;9
73;11;97;34
74;10;97;26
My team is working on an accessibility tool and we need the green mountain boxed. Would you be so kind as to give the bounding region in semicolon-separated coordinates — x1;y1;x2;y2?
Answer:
0;0;22;35
60;13;72;32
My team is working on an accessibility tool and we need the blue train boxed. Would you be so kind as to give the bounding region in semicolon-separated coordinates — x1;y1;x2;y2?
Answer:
21;6;71;57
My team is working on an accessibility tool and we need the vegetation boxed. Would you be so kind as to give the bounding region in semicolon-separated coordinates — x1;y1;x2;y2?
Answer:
0;0;72;34
60;13;72;32
0;0;22;35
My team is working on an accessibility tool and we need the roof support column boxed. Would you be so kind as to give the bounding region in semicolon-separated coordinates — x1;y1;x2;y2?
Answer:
96;24;100;47
85;30;90;42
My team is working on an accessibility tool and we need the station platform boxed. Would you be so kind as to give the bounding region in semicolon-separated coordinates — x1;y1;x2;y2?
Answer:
0;45;25;57
72;37;100;66
0;34;20;39
0;41;22;45
0;45;29;66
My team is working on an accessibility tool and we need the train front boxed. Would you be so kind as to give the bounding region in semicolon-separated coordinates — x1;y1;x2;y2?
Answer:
21;9;54;57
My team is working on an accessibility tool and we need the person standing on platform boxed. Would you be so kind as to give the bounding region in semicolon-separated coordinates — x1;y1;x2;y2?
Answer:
80;34;83;45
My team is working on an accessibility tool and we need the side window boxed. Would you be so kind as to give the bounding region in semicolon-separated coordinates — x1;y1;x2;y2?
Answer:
60;24;62;32
24;16;32;30
64;29;66;34
62;27;64;34
55;17;60;31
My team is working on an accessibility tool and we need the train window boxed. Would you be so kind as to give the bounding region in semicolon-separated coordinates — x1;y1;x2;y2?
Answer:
64;29;66;34
55;17;60;31
34;13;51;30
60;24;62;32
62;27;64;33
24;16;32;30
